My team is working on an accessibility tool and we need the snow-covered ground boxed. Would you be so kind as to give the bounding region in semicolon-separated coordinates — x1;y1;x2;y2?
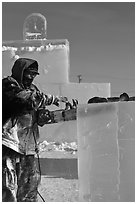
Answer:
38;140;78;158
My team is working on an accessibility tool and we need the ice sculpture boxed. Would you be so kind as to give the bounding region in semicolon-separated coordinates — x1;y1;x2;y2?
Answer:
77;101;135;202
23;13;47;40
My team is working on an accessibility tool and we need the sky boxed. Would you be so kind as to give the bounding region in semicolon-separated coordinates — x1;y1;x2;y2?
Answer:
2;2;135;96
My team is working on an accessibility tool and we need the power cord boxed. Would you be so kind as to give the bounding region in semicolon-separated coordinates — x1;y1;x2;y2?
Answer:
33;131;46;202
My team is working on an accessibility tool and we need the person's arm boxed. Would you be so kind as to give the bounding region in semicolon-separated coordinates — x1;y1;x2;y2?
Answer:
41;94;68;107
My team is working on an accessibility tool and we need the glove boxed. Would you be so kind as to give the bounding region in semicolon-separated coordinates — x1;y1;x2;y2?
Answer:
65;99;78;110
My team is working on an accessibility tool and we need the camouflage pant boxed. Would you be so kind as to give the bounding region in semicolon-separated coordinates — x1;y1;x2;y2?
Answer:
2;146;40;202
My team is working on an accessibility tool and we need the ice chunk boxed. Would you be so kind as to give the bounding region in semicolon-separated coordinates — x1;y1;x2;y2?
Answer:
77;101;135;201
2;40;69;83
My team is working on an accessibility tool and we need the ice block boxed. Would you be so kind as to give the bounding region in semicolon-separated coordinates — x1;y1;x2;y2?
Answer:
118;102;135;201
77;101;135;202
2;39;69;83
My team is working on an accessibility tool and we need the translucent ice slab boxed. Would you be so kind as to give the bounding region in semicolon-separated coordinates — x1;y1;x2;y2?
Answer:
2;39;69;83
77;101;135;202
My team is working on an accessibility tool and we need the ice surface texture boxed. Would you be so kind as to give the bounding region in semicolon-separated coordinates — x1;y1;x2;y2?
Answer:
77;101;135;202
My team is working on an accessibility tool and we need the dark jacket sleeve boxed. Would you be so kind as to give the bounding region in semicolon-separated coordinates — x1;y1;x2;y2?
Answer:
2;77;33;124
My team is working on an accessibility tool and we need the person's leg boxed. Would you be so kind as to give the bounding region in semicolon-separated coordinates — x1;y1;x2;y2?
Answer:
17;155;40;202
2;146;18;202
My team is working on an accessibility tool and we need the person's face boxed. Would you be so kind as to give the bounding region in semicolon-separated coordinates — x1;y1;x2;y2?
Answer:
23;70;37;88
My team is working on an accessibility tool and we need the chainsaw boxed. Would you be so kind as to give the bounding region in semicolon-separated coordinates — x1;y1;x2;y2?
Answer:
37;99;77;126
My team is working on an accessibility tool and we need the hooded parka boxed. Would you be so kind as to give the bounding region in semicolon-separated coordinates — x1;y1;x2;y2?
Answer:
2;58;58;155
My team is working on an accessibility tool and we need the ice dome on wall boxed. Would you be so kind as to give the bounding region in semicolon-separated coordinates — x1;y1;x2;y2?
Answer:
23;13;47;40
